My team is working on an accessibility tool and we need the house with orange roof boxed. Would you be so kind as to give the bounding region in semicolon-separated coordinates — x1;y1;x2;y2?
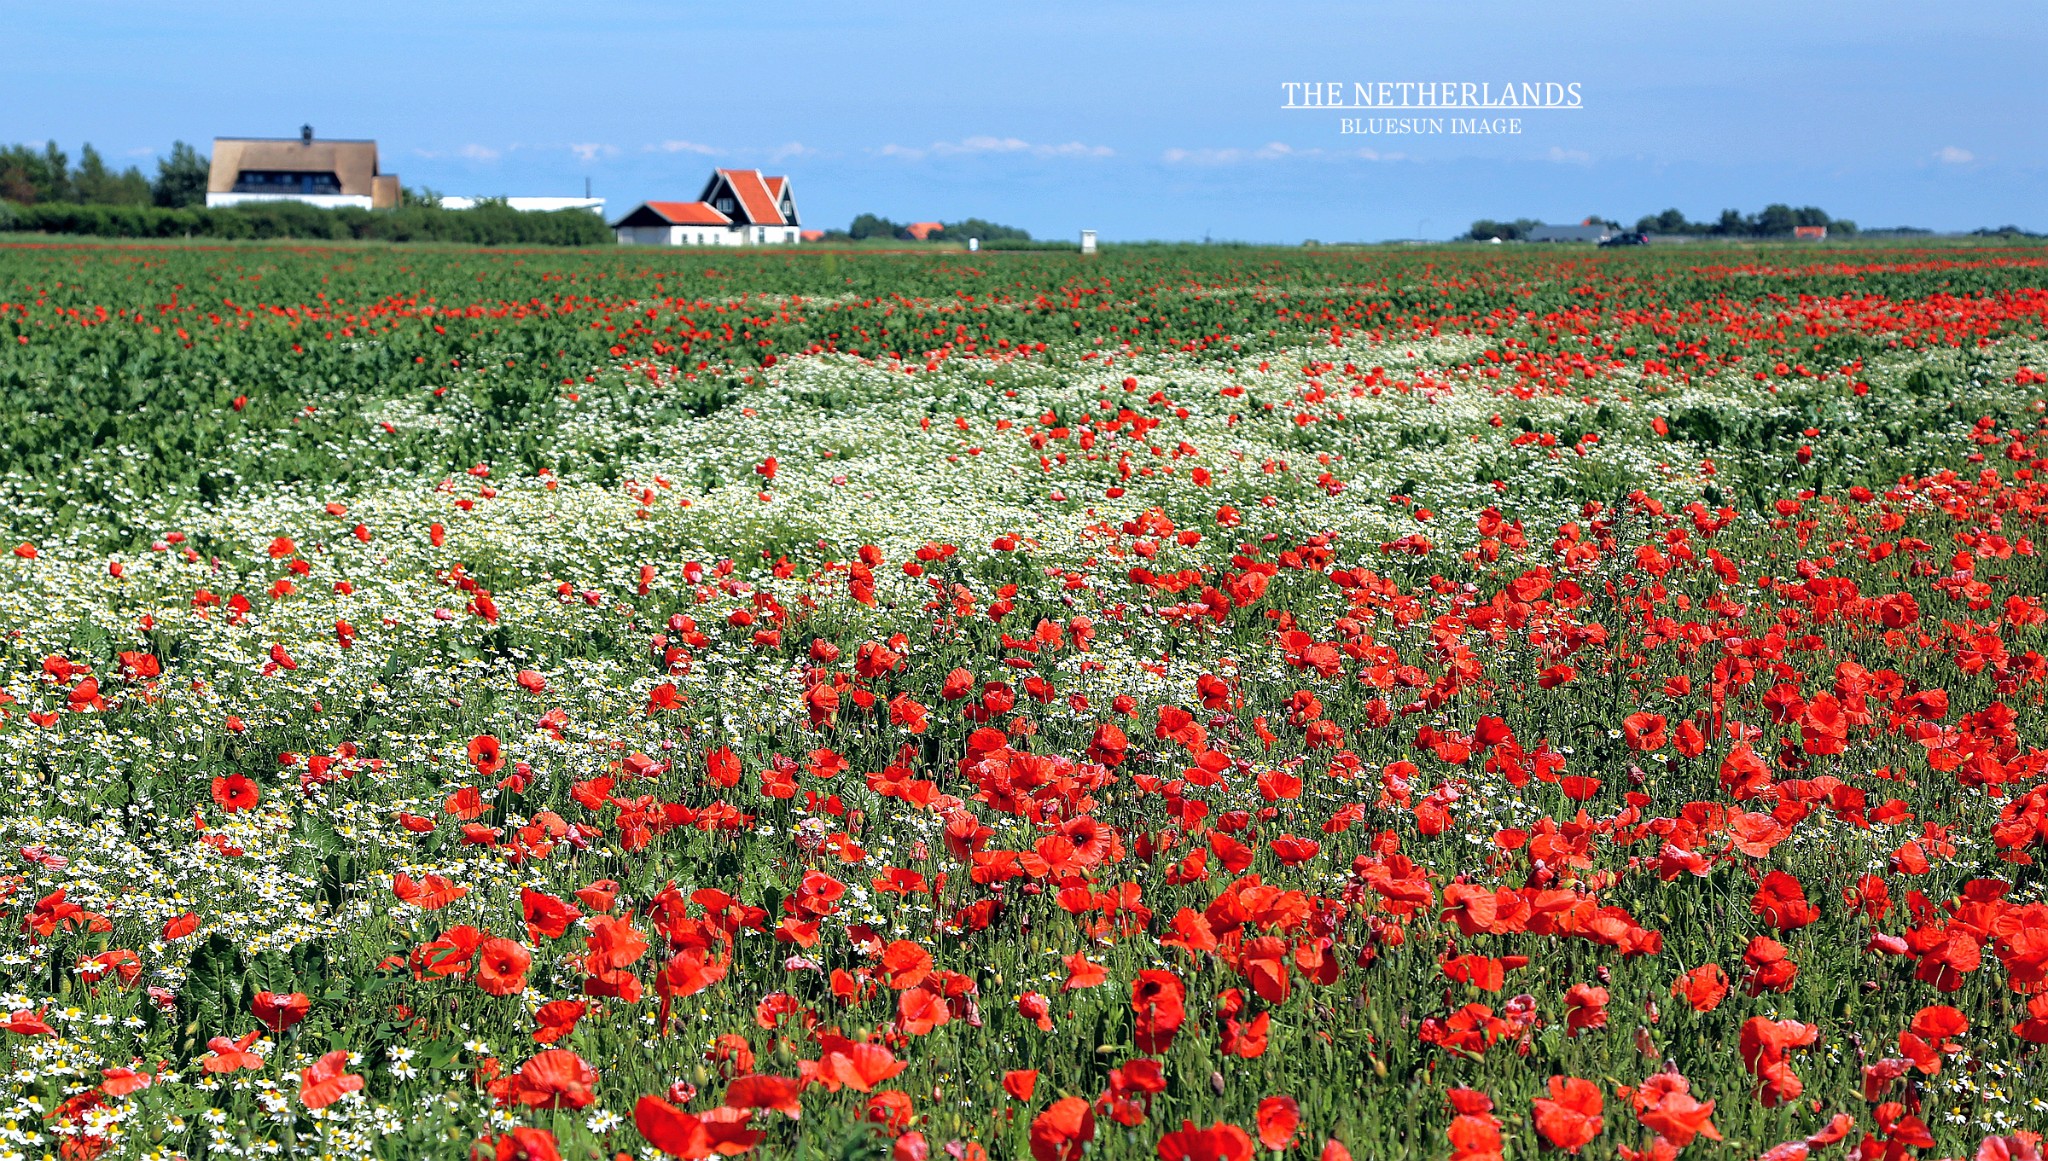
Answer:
903;221;944;241
610;169;801;246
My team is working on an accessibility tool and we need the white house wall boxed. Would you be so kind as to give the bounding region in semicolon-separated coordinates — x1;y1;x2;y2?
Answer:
613;224;801;247
206;193;375;210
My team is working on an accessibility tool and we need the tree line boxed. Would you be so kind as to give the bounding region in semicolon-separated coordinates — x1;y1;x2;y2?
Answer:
0;139;611;245
0;199;613;246
1468;204;1857;241
828;214;1042;245
0;140;210;208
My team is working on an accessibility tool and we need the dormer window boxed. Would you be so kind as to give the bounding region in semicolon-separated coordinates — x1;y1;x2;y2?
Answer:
232;169;343;195
715;197;735;213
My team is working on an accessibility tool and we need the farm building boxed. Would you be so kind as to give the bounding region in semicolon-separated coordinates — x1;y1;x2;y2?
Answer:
206;126;399;210
610;169;800;246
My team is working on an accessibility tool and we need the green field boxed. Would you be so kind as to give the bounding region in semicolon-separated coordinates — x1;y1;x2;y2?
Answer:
0;239;2045;1160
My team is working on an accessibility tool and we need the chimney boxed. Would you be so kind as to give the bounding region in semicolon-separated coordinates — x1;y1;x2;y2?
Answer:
301;124;314;144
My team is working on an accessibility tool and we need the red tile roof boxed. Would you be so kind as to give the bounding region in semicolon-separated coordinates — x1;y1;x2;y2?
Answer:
718;169;784;226
644;201;732;226
904;221;944;241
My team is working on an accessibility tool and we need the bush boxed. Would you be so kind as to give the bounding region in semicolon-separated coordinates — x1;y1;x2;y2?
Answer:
979;237;1078;251
0;200;613;246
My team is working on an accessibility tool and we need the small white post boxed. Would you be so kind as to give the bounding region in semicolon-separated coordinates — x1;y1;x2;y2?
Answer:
968;238;979;252
1079;229;1097;254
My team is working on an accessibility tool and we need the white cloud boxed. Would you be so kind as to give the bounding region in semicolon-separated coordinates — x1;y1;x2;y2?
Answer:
458;144;501;162
1544;146;1592;164
1163;146;1234;164
568;143;618;163
1161;143;1403;165
769;142;815;161
936;135;1031;155
876;136;1113;161
1037;141;1114;157
1935;145;1975;164
647;140;718;155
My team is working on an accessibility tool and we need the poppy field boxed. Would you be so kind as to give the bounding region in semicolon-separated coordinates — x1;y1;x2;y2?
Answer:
5;239;2048;1161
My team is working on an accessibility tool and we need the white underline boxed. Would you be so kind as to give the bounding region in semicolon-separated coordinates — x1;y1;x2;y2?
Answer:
1281;106;1585;111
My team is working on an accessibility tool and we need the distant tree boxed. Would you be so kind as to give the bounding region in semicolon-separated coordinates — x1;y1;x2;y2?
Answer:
847;213;900;240
1710;209;1751;236
152;141;210;208
73;144;151;205
1467;218;1540;241
0;148;39;204
1635;208;1694;234
402;185;443;208
1482;205;1861;241
1754;204;1802;235
934;217;1031;243
0;141;73;204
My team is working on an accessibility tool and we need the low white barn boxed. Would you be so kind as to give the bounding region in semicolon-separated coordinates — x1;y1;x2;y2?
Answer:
610;169;800;246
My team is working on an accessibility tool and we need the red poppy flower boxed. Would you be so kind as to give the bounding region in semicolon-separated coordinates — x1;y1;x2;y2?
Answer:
1156;1120;1254;1161
481;1128;561;1161
896;987;949;1035
1030;1098;1096;1161
1738;1017;1818;1107
1621;712;1667;751
299;1050;362;1110
635;1095;710;1158
1256;1097;1300;1151
1530;1076;1603;1153
532;1000;586;1045
878;940;933;991
203;1030;264;1072
467;734;505;776
726;1073;804;1117
818;1041;898;1092
210;774;260;813
394;873;469;910
495;1049;599;1110
1627;1072;1720;1147
474;938;531;996
1130;969;1186;1053
1670;964;1728;1013
1750;871;1819;931
1563;983;1609;1036
251;991;310;1032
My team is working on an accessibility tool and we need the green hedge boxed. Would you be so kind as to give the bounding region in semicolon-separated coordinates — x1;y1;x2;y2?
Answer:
980;237;1080;251
0;199;613;246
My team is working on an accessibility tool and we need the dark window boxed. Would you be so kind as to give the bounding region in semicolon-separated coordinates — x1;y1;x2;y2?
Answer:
715;196;735;213
231;170;343;195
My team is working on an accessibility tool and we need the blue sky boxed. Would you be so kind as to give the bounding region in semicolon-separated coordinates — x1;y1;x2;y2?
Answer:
5;0;2041;242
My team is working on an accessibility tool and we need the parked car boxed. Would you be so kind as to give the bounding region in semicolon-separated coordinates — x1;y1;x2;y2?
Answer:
1599;232;1650;247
